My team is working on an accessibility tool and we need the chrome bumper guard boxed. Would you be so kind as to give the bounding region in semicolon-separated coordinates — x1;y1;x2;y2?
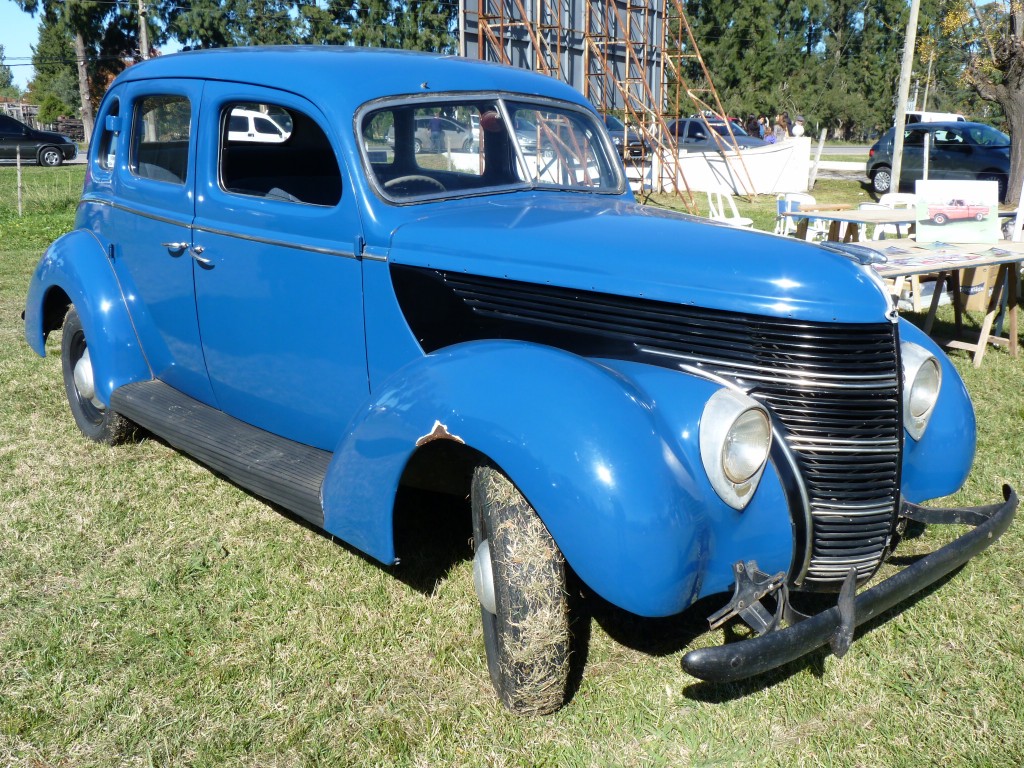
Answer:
681;485;1017;683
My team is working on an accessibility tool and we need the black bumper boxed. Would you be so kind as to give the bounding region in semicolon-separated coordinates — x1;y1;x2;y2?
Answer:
681;485;1017;683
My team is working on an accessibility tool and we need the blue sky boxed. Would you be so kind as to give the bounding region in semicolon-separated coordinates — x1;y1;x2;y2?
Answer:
2;2;42;90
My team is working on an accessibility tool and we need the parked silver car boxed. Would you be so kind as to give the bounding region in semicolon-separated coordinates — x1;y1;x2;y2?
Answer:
867;121;1010;200
665;118;764;151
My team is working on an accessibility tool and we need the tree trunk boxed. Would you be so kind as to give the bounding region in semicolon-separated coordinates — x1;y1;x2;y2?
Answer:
74;31;94;142
1001;94;1024;206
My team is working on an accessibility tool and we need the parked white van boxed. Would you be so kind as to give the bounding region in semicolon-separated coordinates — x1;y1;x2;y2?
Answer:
905;110;966;124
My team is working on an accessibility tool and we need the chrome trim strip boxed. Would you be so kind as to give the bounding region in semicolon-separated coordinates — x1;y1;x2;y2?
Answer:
193;225;357;260
79;197;357;260
82;197;188;229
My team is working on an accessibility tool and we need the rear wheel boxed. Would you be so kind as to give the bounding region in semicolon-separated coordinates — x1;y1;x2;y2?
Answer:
471;465;571;715
978;172;1007;202
61;306;134;444
871;166;892;195
933;212;948;225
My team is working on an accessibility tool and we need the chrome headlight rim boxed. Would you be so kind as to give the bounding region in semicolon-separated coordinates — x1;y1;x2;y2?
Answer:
700;388;773;510
901;341;942;440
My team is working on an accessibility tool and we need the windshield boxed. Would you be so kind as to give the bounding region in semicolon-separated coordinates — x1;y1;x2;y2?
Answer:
710;122;748;137
967;124;1010;146
360;96;622;202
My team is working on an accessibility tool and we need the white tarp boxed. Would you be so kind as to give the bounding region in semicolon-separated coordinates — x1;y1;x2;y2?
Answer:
629;137;812;196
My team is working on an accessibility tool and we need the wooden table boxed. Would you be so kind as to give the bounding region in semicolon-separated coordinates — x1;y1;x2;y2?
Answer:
869;238;1023;366
783;208;917;242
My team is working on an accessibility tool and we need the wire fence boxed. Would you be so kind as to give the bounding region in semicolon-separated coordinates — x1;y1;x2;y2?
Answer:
0;155;85;217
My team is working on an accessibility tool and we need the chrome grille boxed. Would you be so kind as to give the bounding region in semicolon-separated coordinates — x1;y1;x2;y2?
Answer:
396;268;903;590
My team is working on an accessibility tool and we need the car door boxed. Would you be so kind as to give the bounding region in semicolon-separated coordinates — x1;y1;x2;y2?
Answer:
928;126;973;182
192;83;368;450
898;127;926;185
104;80;217;405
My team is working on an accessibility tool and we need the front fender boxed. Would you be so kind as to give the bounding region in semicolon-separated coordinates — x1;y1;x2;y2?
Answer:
899;320;975;502
24;229;151;405
322;341;794;617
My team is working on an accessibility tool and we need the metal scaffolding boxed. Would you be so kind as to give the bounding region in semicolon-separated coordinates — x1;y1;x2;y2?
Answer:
461;0;753;211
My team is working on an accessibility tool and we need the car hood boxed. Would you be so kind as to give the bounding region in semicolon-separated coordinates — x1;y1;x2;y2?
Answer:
385;194;892;324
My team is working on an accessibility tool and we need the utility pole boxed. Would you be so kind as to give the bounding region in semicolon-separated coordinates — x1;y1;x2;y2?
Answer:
138;0;150;60
890;0;921;195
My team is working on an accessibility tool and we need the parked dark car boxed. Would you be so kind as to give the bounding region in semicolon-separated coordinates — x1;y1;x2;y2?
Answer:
0;113;78;166
24;46;1017;716
664;117;764;151
867;121;1011;200
603;114;649;161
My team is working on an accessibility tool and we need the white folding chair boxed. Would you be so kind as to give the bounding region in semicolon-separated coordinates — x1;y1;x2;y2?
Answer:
706;189;753;228
876;192;917;240
775;192;828;240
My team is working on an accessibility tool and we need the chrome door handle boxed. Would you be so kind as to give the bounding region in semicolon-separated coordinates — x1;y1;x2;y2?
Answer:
162;241;188;252
189;245;211;265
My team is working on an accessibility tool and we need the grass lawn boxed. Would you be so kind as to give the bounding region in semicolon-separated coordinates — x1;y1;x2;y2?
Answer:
2;166;1023;767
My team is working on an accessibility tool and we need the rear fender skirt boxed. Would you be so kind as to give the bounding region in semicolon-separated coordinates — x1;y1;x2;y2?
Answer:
322;340;793;617
24;230;151;405
898;321;975;502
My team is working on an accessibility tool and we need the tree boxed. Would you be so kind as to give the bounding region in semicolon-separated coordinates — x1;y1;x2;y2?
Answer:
942;1;1024;203
26;10;79;118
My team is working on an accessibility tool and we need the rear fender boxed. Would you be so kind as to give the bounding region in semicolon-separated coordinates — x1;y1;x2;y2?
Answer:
24;230;151;405
322;341;793;617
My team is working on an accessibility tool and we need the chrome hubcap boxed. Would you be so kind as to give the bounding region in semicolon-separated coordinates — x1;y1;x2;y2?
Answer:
473;538;496;615
73;348;104;409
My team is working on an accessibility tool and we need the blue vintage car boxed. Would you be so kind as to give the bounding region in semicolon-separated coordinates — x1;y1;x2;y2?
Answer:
24;47;1016;715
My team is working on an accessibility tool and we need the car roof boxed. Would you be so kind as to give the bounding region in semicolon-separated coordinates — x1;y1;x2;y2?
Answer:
111;46;591;114
896;120;999;130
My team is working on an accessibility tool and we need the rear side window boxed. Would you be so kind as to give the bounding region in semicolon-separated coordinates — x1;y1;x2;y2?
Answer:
131;95;191;184
97;98;120;171
219;102;341;206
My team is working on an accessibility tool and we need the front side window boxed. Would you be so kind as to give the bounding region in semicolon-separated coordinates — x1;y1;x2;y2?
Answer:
360;96;621;202
219;101;340;206
131;95;191;184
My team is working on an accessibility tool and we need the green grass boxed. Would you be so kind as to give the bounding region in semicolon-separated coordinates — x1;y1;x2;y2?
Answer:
2;167;1023;766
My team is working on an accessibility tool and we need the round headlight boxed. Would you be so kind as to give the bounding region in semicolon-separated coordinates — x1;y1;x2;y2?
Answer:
723;409;772;483
908;357;941;419
700;388;773;510
901;341;943;440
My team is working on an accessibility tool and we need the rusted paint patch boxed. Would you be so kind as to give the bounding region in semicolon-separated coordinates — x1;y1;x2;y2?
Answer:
415;419;466;447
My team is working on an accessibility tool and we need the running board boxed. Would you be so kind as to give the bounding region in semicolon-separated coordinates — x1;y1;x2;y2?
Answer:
111;380;329;528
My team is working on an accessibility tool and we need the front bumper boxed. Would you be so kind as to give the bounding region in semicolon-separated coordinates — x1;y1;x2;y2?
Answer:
682;485;1017;683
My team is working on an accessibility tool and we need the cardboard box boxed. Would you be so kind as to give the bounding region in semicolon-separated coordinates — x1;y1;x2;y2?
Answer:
959;265;996;312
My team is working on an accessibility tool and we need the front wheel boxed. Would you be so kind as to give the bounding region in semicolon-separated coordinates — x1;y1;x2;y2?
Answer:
39;146;64;167
871;166;892;195
471;465;571;715
933;213;947;225
61;306;134;444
